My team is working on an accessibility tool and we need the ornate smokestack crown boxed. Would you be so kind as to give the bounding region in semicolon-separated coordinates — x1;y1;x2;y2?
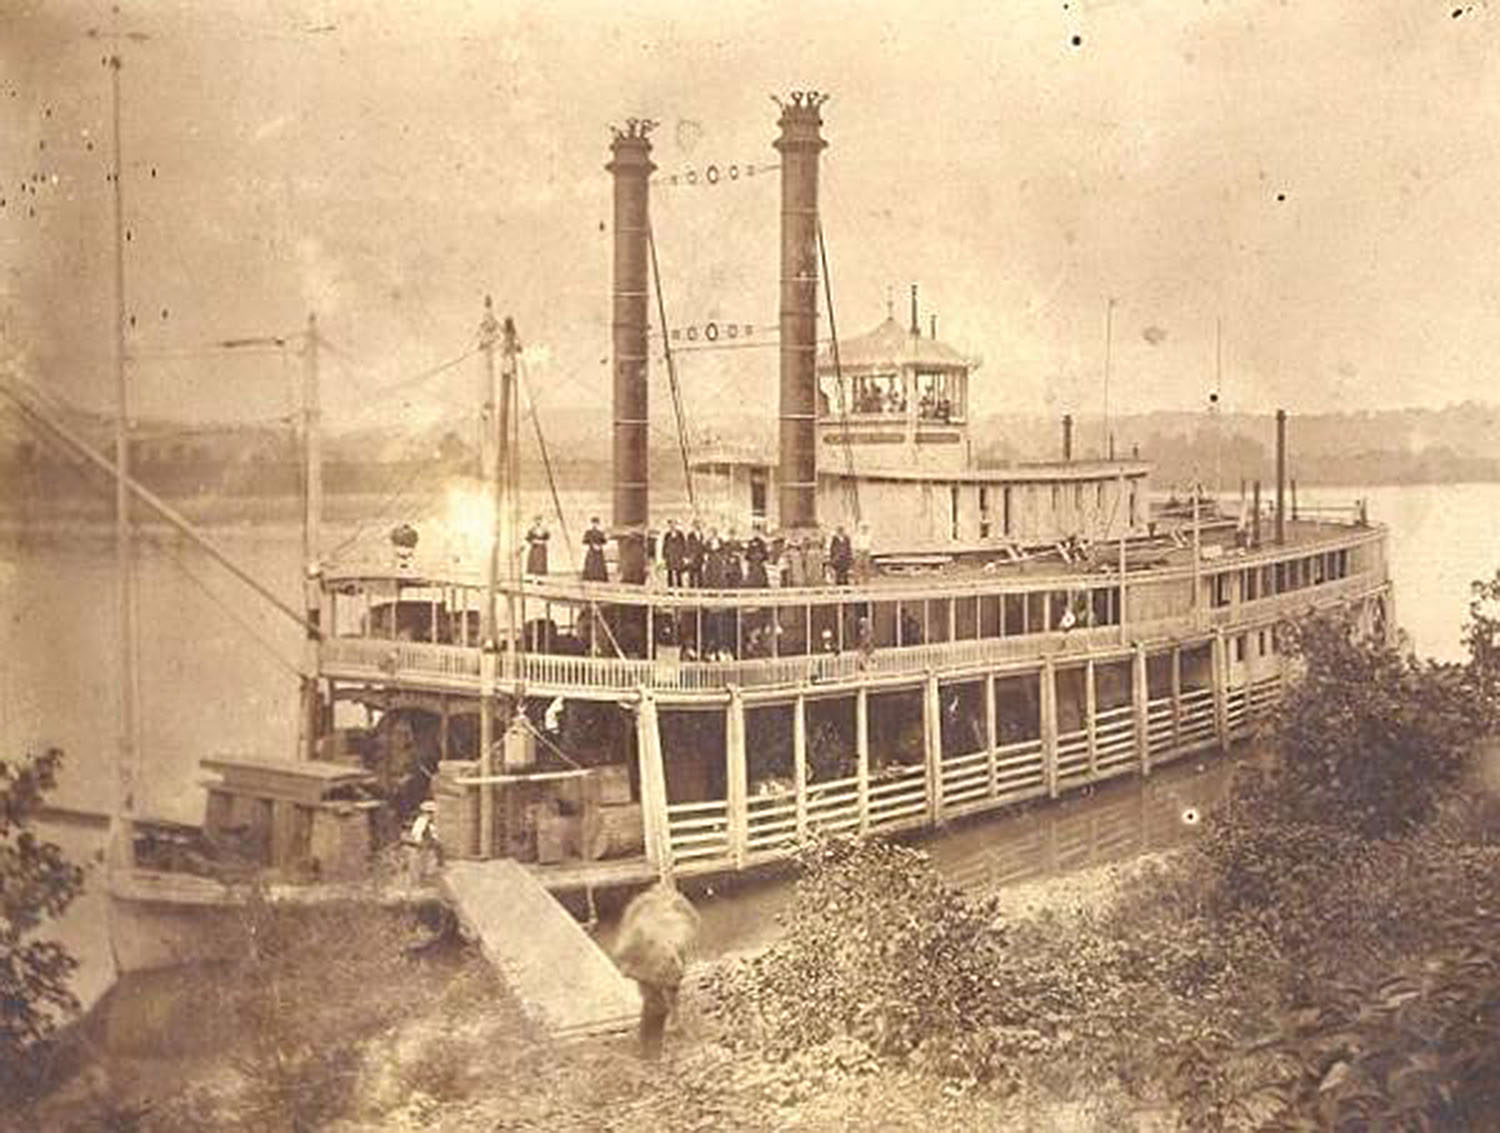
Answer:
607;118;658;171
773;90;830;150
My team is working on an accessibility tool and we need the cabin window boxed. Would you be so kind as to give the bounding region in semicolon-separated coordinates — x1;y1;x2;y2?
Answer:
1003;593;1025;635
980;594;1002;638
1146;652;1174;700
950;484;961;541
1003;486;1013;536
1091;587;1118;627
916;370;960;421
811;604;841;654
1258;629;1269;657
1234;635;1247;663
940;680;988;758
873;600;899;648
1026;592;1047;634
1274;561;1287;593
1096;660;1133;712
927;599;952;644
778;605;808;656
897;601;925;646
750;471;768;521
994;673;1042;745
806;696;858;784
1055;665;1087;733
1210;573;1233;608
955;595;979;640
850;371;904;416
1243;568;1259;602
978;486;991;539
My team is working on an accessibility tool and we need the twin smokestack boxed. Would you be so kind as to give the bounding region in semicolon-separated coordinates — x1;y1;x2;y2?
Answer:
607;95;829;578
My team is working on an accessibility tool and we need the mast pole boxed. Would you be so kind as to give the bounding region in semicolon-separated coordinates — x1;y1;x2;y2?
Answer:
108;45;140;866
299;313;323;760
478;298;500;857
501;316;522;683
1102;296;1115;458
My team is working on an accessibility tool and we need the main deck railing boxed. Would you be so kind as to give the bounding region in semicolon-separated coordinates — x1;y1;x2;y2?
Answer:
321;571;1386;698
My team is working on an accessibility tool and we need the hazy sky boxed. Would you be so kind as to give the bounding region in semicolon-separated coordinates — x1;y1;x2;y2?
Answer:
3;0;1499;438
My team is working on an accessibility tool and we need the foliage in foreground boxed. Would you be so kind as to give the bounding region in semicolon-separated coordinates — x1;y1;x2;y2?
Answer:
0;748;84;1094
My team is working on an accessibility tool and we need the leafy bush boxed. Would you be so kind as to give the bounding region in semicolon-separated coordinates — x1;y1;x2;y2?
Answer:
1;748;84;1094
1273;612;1482;838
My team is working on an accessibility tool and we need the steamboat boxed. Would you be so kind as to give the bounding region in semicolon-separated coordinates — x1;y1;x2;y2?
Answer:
300;93;1393;891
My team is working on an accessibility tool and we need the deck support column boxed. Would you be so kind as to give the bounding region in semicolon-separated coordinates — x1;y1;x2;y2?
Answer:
855;686;870;835
1040;657;1059;798
1212;629;1230;751
1084;658;1098;779
984;672;998;798
726;687;748;868
478;647;497;859
924;672;944;826
793;694;808;840
1132;643;1150;777
1170;645;1183;751
635;691;672;878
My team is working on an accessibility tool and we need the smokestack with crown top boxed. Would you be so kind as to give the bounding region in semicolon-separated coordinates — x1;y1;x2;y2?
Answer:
775;91;828;534
608;118;656;583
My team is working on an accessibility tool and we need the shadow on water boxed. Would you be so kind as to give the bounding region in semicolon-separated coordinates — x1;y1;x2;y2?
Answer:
593;744;1250;962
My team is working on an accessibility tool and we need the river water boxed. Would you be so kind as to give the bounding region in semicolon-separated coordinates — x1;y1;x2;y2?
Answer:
4;482;1495;1036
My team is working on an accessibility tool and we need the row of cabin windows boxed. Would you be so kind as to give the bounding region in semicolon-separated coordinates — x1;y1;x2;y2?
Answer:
341;586;1123;658
1210;547;1353;609
971;481;1140;541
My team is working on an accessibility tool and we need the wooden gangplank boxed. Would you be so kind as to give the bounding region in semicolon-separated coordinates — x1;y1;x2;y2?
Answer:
443;859;640;1040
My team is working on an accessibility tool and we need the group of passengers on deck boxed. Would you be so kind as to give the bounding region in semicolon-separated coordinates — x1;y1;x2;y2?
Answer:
523;515;874;589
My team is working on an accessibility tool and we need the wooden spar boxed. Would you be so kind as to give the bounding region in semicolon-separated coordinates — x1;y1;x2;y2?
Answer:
478;298;500;859
0;381;316;635
299;313;323;761
108;45;139;866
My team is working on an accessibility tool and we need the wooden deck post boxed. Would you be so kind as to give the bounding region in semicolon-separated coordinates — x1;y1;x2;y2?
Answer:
726;686;748;868
855;685;871;835
1132;643;1150;777
1084;657;1098;779
1170;645;1183;750
635;691;672;876
984;671;998;798
1040;657;1059;798
478;648;497;859
925;672;944;825
1212;629;1230;751
793;694;808;840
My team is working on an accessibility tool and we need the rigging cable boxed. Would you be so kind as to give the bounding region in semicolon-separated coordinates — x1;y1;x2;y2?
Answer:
164;547;302;678
516;355;575;566
817;220;861;523
646;221;697;514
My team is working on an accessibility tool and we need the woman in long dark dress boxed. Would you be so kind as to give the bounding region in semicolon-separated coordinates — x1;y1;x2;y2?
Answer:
744;530;769;588
525;515;550;576
723;528;745;589
703;529;726;589
582;517;609;582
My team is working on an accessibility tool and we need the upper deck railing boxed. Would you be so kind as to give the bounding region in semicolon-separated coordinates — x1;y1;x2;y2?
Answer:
319;545;1389;699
